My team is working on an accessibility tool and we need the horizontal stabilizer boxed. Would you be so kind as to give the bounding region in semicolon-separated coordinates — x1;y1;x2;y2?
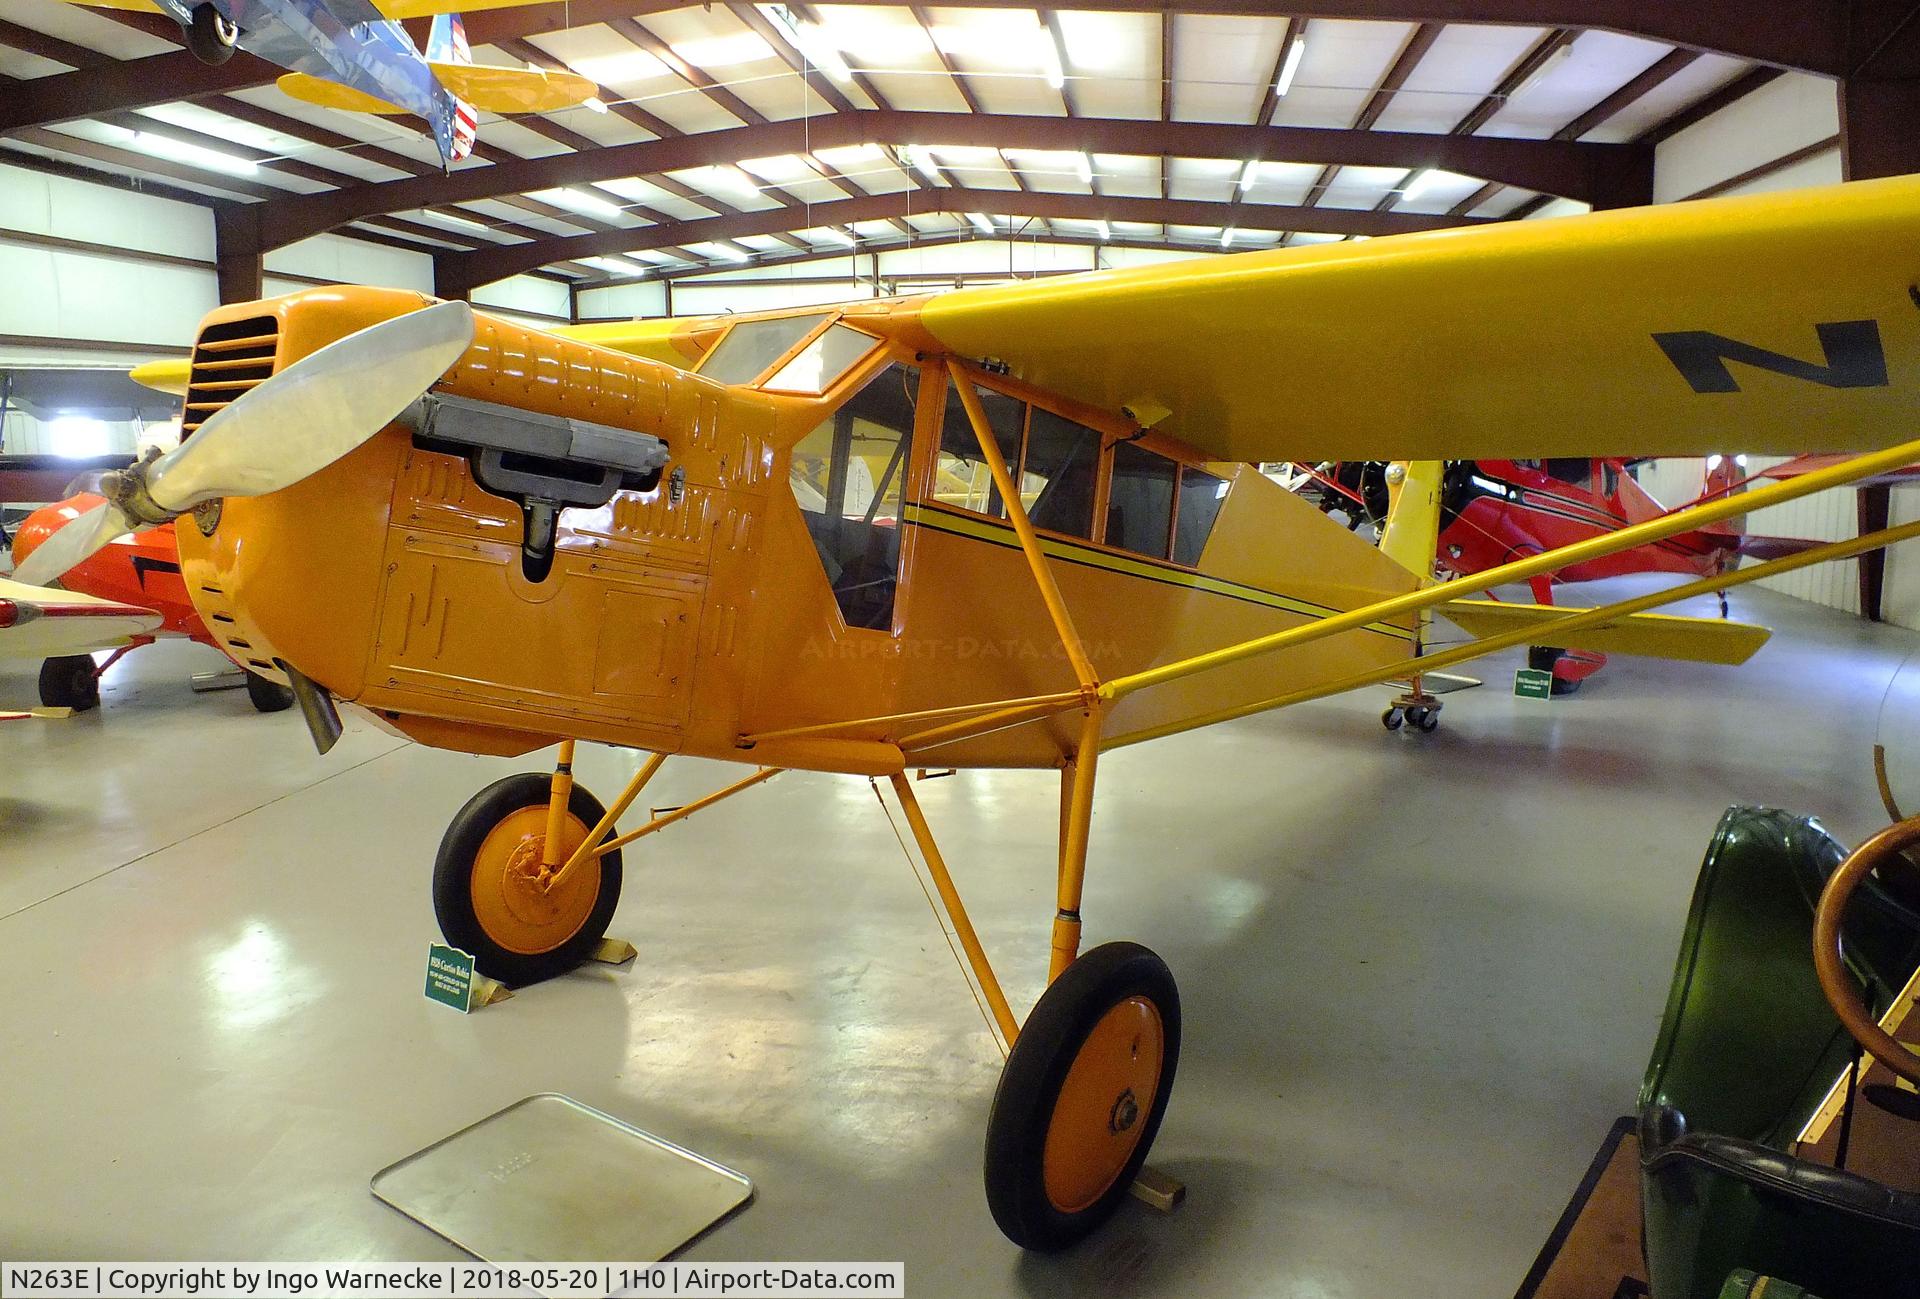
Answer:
277;72;405;115
430;62;594;113
1440;599;1770;666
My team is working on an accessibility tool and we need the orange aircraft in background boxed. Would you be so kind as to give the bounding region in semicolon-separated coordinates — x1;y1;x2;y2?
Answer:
9;497;292;713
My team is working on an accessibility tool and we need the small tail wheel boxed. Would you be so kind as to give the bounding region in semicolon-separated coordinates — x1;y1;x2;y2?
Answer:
984;941;1181;1251
432;772;623;987
39;655;99;711
1409;705;1440;733
1381;707;1404;731
186;3;239;64
244;670;295;713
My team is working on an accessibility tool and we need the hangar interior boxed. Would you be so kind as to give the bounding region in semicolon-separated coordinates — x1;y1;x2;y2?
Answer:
4;3;1920;1296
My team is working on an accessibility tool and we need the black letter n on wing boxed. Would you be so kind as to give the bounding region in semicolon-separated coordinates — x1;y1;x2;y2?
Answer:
1652;321;1889;393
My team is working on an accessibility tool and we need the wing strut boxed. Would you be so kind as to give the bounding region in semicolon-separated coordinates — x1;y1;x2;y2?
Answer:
1100;433;1920;705
1106;512;1920;749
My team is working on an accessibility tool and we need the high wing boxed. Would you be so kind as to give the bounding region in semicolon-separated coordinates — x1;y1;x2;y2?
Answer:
904;174;1920;465
0;576;162;658
1440;599;1770;666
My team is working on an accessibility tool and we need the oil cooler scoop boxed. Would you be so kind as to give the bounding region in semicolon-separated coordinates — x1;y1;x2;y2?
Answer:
402;392;670;582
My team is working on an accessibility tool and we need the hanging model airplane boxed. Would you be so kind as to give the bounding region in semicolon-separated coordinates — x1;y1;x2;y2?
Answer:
16;173;1920;1252
1292;456;1826;693
8;495;294;713
64;1;592;168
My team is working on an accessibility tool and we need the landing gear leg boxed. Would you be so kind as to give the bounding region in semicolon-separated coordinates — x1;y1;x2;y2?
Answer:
1387;677;1442;733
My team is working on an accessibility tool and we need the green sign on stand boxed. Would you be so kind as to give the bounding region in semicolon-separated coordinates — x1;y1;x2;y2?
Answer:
1513;667;1555;700
425;943;478;1012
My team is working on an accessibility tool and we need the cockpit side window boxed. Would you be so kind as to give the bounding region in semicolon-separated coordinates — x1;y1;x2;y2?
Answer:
788;362;919;631
700;313;831;386
1022;407;1099;540
935;380;1027;518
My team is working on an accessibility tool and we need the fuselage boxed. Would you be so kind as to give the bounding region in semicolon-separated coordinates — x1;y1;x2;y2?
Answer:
173;287;1423;772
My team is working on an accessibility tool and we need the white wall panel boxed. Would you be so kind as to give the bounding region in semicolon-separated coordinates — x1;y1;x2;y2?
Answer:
576;282;667;320
472;274;571;321
0;161;214;260
0;242;216;348
266;233;433;292
1653;73;1839;202
669;281;878;315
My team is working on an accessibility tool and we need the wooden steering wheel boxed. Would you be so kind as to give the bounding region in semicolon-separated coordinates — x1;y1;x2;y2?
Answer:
1813;818;1920;1087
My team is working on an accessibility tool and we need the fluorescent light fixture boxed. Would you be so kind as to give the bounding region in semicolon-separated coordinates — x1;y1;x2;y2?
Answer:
692;165;762;198
1041;25;1066;90
583;96;609;114
130;131;258;177
426;209;490;231
1509;42;1573;101
1096;219;1111;241
761;5;854;84
582;256;640;275
1237;160;1259;193
537;187;623;220
1400;168;1443;201
713;244;753;263
1275;35;1307;96
820;227;857;246
1220;228;1235;248
1075;153;1093;184
903;145;943;184
967;212;995;235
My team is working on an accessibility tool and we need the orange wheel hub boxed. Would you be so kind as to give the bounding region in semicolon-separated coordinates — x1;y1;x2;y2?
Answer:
1041;996;1165;1214
467;805;601;956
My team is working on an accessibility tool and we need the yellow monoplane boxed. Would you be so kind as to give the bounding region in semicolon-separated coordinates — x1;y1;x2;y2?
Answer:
20;173;1920;1249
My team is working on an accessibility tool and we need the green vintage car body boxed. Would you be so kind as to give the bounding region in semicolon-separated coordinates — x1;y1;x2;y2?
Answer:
1638;806;1920;1299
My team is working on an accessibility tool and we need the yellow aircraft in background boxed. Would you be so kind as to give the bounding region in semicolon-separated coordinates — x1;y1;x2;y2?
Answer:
19;174;1920;1250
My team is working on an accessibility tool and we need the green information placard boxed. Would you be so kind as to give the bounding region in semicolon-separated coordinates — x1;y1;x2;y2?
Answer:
426;943;478;1012
1513;667;1555;700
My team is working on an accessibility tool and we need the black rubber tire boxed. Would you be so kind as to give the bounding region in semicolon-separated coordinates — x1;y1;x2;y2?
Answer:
186;4;237;65
1414;707;1440;733
245;670;295;713
1381;707;1403;731
984;941;1181;1251
432;772;623;987
38;655;99;711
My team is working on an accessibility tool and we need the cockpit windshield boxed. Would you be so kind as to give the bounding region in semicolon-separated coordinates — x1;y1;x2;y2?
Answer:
697;314;881;394
698;313;830;386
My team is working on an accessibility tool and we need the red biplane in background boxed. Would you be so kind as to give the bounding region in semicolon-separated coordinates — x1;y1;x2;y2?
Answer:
1293;456;1823;692
8;494;292;713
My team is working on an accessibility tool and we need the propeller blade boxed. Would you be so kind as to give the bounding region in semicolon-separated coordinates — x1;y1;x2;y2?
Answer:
11;502;135;587
147;299;475;511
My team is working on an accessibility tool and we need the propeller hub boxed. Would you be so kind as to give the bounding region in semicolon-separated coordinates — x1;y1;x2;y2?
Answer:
101;454;177;529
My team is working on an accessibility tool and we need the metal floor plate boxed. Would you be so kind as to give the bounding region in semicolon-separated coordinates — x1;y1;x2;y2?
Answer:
371;1094;752;1263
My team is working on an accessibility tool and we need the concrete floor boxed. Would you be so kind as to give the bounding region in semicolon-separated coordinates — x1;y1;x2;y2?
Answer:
2;578;1913;1296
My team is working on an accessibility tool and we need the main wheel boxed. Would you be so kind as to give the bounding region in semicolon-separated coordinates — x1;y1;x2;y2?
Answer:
186;3;238;65
432;772;623;987
39;655;99;711
245;670;295;713
1412;706;1440;733
1381;707;1404;731
984;941;1180;1251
